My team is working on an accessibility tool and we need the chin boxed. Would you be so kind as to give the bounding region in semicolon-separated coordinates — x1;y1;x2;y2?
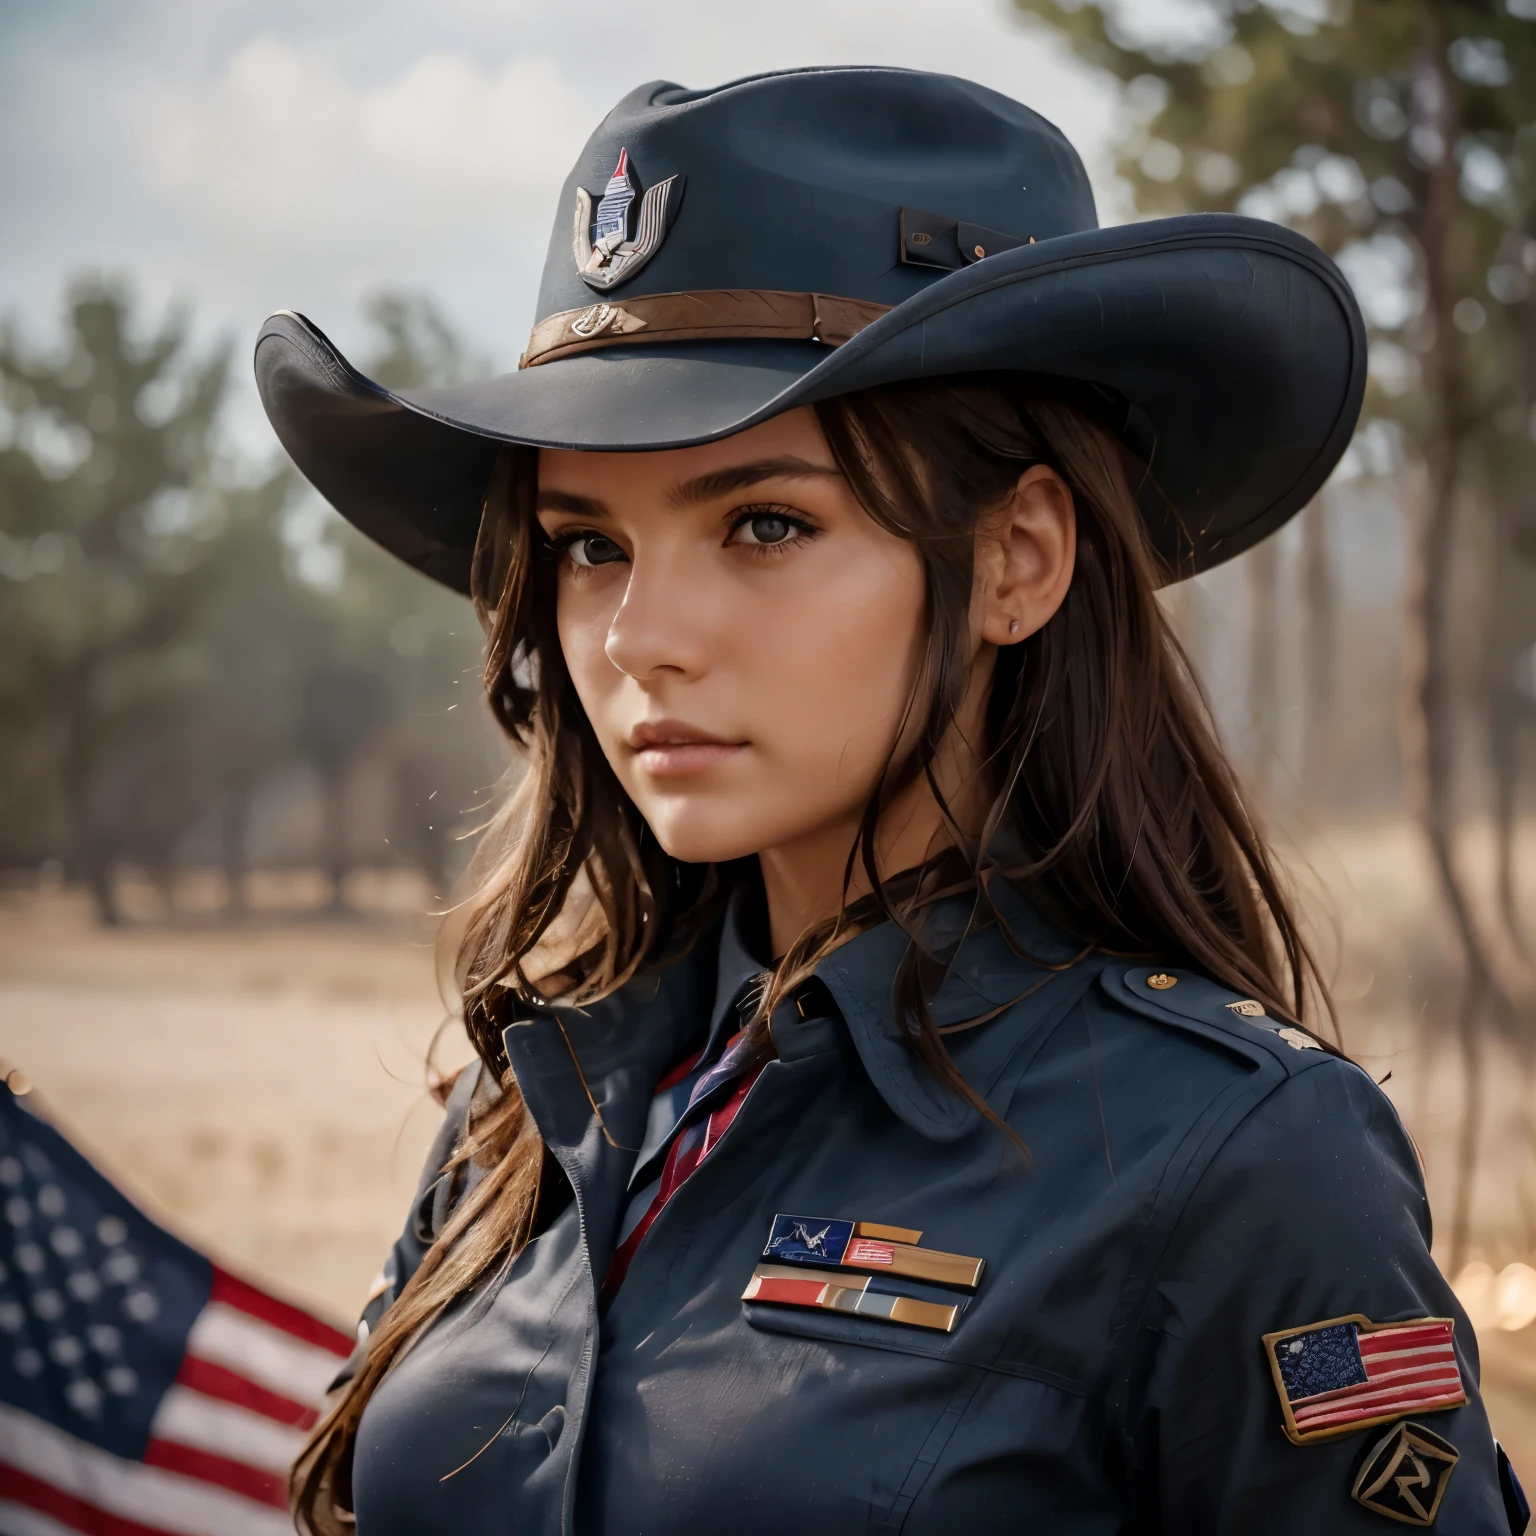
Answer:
633;794;796;867
641;814;767;866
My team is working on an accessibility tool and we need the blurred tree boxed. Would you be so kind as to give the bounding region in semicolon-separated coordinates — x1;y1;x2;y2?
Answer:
190;463;323;910
316;526;494;906
1301;482;1339;793
0;278;229;922
297;663;390;912
1011;0;1536;1263
1246;534;1281;796
0;281;500;923
285;290;498;908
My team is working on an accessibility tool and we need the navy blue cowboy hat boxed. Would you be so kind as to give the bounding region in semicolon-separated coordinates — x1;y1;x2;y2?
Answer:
254;66;1367;594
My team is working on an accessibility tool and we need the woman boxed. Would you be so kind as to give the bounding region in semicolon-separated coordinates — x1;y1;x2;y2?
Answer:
258;67;1524;1535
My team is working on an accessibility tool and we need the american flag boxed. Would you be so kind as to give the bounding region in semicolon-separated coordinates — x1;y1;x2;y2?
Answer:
1271;1316;1467;1442
0;1078;353;1535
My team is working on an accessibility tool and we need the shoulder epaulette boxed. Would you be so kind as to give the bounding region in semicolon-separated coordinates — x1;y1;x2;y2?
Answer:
1098;964;1337;1075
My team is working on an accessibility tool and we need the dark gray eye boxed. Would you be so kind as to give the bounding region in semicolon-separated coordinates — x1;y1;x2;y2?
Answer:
566;533;625;567
735;513;794;546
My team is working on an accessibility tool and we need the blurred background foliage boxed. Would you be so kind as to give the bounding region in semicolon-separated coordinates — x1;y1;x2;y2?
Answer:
0;282;501;925
9;0;1536;1292
1012;0;1536;1269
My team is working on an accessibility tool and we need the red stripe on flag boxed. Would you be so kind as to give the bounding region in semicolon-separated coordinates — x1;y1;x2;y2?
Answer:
1295;1374;1465;1422
0;1462;171;1536
1364;1347;1458;1375
176;1353;320;1429
751;1277;829;1306
1297;1368;1464;1409
1295;1385;1467;1431
1358;1323;1454;1356
210;1268;352;1356
144;1438;288;1509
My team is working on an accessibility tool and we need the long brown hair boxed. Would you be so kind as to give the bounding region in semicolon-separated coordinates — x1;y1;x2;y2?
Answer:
291;373;1329;1530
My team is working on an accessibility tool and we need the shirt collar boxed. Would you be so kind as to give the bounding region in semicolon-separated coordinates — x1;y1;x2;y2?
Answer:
505;878;1091;1154
506;882;766;1098
811;879;1090;1143
702;883;773;1063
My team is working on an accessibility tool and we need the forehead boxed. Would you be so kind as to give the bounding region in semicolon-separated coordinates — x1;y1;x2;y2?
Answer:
537;407;832;497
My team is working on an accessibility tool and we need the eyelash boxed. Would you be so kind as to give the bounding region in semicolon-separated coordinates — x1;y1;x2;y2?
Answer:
544;505;822;569
727;504;821;558
543;528;613;567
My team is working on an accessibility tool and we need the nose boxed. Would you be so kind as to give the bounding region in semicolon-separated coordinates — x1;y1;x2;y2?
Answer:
603;545;713;682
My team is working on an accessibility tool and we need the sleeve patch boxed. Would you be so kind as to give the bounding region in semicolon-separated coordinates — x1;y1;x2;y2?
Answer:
1352;1420;1459;1526
1263;1314;1467;1445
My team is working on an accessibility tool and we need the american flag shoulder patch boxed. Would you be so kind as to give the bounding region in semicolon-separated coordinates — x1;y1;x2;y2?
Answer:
1263;1313;1468;1445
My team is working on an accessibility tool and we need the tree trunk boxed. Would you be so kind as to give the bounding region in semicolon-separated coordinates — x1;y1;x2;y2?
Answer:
1491;691;1527;962
1301;494;1336;805
1247;538;1282;798
57;656;120;926
323;768;349;915
1411;0;1502;1274
1447;970;1487;1276
221;783;252;918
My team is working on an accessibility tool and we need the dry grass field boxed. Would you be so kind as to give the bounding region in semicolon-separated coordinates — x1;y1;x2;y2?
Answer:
3;823;1536;1476
0;879;475;1325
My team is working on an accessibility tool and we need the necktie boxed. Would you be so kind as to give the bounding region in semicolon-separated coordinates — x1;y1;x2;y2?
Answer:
605;991;775;1293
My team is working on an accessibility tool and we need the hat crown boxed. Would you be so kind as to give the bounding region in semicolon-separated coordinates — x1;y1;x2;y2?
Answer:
535;67;1098;321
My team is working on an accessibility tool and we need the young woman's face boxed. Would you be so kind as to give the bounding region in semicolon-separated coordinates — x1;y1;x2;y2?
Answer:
536;409;929;868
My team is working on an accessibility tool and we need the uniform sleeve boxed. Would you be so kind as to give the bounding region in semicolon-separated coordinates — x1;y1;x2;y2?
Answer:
1123;1056;1517;1533
328;1060;485;1390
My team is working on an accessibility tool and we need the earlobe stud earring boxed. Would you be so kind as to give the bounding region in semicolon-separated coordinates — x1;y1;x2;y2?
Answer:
1009;620;1021;636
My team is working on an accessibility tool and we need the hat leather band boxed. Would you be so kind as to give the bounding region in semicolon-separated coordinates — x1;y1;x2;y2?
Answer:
520;289;892;369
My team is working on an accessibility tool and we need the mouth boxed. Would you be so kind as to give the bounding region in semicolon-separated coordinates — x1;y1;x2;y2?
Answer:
627;719;747;777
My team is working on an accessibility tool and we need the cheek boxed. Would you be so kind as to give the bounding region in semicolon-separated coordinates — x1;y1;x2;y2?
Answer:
759;566;925;776
555;576;620;703
706;543;927;855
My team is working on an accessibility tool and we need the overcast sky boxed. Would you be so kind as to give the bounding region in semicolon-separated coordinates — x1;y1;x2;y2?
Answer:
0;0;1124;454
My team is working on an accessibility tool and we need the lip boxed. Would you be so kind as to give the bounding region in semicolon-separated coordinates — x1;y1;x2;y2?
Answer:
627;719;746;777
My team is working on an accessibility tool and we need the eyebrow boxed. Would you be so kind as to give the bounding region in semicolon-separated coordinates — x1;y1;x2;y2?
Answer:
533;455;842;520
534;488;608;518
668;456;843;507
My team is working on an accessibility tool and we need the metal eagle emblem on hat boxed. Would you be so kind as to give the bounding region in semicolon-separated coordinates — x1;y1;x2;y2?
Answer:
572;148;685;291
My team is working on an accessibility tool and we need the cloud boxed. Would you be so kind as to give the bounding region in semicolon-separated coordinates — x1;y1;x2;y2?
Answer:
0;0;1119;453
133;39;592;223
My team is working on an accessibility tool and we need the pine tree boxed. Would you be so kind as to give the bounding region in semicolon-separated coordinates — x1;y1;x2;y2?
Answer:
1012;0;1536;1265
0;279;229;921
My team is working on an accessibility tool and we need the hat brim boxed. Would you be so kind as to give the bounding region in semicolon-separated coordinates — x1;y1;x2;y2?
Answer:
255;214;1365;593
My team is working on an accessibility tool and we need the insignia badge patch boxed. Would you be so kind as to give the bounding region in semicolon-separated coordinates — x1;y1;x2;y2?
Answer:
1351;1420;1459;1526
746;1215;984;1334
572;148;686;291
742;1263;962;1334
1263;1315;1467;1445
761;1214;984;1290
1276;1026;1323;1051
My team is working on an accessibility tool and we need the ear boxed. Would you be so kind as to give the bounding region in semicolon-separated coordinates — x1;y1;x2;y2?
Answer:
976;464;1077;646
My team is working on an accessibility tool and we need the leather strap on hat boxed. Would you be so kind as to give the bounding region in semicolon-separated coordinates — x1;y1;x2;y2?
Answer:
520;289;892;369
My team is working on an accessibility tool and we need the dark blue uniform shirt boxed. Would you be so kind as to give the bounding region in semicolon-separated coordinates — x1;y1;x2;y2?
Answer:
348;890;1515;1532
